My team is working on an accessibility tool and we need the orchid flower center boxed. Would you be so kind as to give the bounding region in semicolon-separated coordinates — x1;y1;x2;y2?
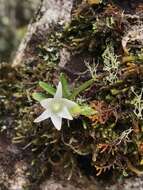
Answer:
51;100;63;113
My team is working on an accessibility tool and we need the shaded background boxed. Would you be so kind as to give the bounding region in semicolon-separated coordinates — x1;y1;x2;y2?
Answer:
0;0;39;62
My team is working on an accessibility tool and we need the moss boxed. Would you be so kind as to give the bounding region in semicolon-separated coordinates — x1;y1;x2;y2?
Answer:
1;0;143;187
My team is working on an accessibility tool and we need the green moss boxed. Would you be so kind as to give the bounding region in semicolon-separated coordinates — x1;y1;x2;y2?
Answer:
1;1;143;186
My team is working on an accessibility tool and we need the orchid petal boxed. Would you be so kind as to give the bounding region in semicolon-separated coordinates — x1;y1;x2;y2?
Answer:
58;106;73;120
54;82;62;98
62;99;78;109
51;114;62;130
34;110;51;123
40;98;53;109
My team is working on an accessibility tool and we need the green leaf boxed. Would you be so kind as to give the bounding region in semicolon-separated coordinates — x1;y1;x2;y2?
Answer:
80;105;96;116
71;79;94;99
70;105;81;116
32;92;47;102
70;104;96;117
60;73;71;98
39;81;56;95
82;119;88;129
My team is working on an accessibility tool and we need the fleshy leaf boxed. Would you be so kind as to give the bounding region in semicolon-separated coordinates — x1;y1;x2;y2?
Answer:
71;79;94;99
70;104;95;117
60;73;71;98
39;81;56;95
80;105;96;116
70;105;81;116
32;92;47;102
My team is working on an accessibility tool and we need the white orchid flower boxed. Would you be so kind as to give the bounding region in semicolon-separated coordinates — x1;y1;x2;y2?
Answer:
34;82;78;130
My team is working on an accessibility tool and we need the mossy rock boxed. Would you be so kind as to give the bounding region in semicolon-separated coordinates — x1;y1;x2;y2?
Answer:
1;0;143;188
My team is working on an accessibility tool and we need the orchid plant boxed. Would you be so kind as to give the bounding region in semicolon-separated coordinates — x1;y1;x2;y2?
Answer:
34;82;78;130
32;74;95;130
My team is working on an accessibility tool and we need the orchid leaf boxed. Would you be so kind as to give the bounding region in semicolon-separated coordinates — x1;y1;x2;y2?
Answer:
39;81;56;95
60;73;71;98
71;79;94;99
32;92;47;102
80;105;96;116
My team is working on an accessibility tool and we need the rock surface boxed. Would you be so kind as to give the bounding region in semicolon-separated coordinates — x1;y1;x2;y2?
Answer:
12;0;74;67
8;0;143;189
